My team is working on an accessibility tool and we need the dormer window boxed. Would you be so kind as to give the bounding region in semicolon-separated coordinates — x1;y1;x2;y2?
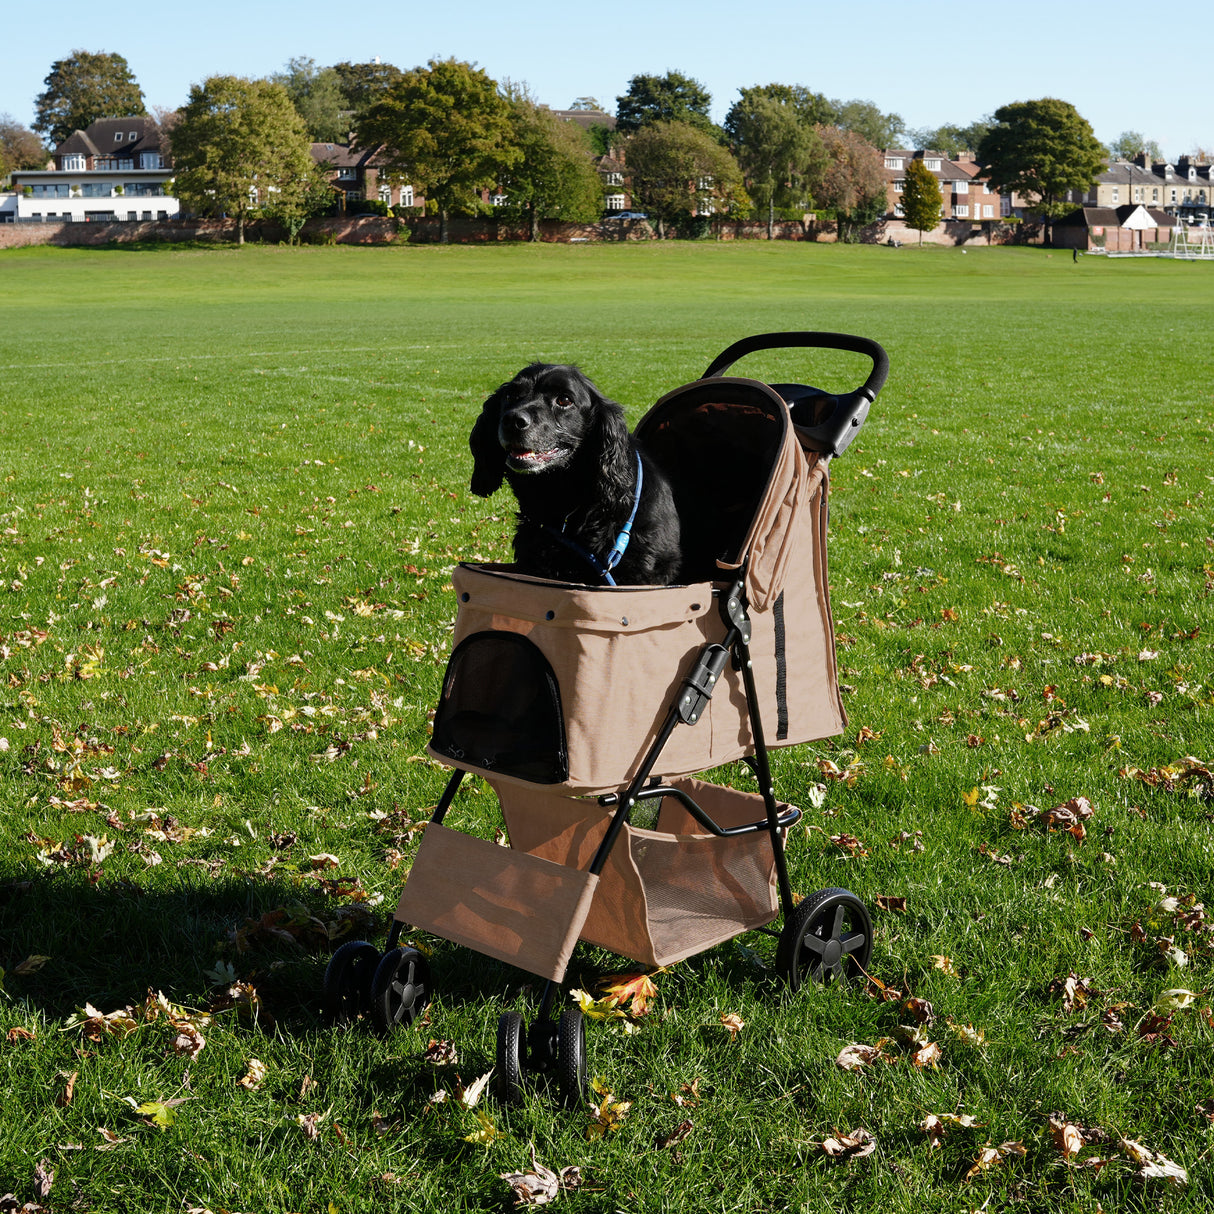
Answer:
115;132;124;143
924;158;941;171
129;131;138;142
885;157;904;170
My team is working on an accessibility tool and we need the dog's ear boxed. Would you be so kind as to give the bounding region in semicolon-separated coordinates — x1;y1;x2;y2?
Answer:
586;382;635;500
469;390;505;498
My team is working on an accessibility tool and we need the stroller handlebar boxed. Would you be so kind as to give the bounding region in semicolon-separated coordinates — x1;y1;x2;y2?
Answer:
700;331;889;459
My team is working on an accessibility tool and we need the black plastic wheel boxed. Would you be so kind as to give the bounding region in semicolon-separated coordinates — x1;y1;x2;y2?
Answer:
555;1006;588;1108
322;939;381;1024
369;946;432;1032
496;1011;527;1104
776;887;873;991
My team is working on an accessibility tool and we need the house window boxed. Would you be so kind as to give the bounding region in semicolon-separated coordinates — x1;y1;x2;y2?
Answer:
115;132;125;143
885;157;903;170
894;202;904;217
954;179;968;193
62;154;86;171
378;183;392;204
1152;188;1159;201
605;193;625;211
983;204;994;218
605;172;623;186
400;185;414;207
893;179;905;193
1112;187;1119;203
1170;189;1178;203
141;152;163;169
129;131;138;142
924;158;941;171
953;204;969;218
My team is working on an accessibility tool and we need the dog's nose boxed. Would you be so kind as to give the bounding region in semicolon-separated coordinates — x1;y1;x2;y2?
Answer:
501;410;528;434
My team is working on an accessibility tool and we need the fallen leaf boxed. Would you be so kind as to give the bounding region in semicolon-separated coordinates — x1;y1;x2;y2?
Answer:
238;1059;267;1091
656;1119;694;1150
875;895;906;912
720;1012;745;1041
55;1071;77;1107
33;1161;53;1201
911;1041;942;1069
455;1071;493;1109
819;1127;876;1160
586;1076;631;1139
1154;988;1200;1011
1050;1116;1085;1159
500;1145;560;1207
464;1110;501;1146
598;969;660;1017
422;1039;459;1067
929;955;959;978
835;1042;890;1071
13;955;51;976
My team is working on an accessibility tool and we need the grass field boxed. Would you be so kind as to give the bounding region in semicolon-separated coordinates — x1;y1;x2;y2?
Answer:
0;240;1211;1213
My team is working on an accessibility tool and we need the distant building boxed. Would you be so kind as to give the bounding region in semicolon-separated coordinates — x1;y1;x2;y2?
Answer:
310;141;421;211
1;116;178;224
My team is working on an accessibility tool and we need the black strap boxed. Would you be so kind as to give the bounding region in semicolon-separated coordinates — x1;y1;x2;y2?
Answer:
773;591;788;741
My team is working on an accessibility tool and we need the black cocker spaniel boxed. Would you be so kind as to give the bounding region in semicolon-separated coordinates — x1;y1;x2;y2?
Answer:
470;363;682;586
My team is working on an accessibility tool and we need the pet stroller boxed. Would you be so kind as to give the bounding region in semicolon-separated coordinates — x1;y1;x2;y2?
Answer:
324;332;889;1104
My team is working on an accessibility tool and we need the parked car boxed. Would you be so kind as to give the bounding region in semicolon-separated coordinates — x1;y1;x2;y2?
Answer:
604;211;648;221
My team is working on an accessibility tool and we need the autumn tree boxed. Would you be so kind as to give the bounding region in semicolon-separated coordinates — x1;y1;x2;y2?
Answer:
0;116;47;176
900;156;943;244
977;98;1107;244
625;120;748;238
355;58;518;243
725;89;825;236
615;72;717;137
34;50;146;147
170;76;319;245
496;97;604;240
815;126;888;242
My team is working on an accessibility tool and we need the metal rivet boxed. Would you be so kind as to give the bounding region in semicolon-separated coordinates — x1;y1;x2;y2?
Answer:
545;610;555;620
620;617;629;626
460;592;470;602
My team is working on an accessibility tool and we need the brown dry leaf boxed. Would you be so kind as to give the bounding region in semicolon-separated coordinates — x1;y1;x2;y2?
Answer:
929;955;959;979
13;955;51;976
33;1161;53;1202
835;1042;890;1071
6;1027;35;1043
875;895;906;912
964;1142;1024;1181
455;1071;493;1109
237;1058;268;1091
922;1112;982;1149
1050;1116;1085;1158
499;1145;561;1207
671;1078;702;1109
656;1118;694;1150
820;1127;876;1160
911;1041;942;1069
948;1021;986;1047
171;1023;205;1060
422;1039;459;1067
903;996;936;1024
297;1110;328;1140
720;1012;745;1041
586;1077;631;1140
55;1071;77;1108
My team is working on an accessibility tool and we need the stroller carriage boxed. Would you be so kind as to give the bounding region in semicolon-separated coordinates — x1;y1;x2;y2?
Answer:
324;332;889;1104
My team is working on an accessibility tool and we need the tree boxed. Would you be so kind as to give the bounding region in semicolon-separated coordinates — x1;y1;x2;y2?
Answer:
170;76;317;245
977;98;1107;244
355;58;518;244
815;126;888;242
34;50;146;148
332;60;404;116
496;97;604;240
1108;130;1163;163
624;120;748;238
615;72;717;137
907;119;992;158
725;90;825;236
833;99;904;151
0;116;47;176
273;57;350;143
900;156;943;244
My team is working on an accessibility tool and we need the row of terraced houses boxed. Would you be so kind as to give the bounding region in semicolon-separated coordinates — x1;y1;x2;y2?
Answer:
3;112;1212;249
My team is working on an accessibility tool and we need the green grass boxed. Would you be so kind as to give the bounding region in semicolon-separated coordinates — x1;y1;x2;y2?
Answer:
0;241;1211;1212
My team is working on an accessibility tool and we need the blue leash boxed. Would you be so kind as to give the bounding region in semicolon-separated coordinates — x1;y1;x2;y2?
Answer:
535;450;643;586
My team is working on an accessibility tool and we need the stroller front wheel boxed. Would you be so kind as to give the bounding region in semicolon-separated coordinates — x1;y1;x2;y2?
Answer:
496;1010;527;1103
369;946;432;1032
322;939;380;1024
556;1006;588;1108
777;888;872;991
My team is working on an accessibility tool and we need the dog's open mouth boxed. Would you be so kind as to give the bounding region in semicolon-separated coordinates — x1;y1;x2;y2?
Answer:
506;445;563;472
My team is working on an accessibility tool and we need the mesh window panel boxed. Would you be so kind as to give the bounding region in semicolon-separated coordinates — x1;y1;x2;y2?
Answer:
430;631;568;783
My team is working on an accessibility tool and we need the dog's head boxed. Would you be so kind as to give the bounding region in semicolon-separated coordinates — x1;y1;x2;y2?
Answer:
469;363;628;498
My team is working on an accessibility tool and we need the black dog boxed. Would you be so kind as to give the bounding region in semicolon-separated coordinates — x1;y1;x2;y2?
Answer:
470;363;682;585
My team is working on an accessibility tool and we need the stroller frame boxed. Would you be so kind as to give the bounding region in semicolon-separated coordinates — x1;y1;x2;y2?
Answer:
324;332;889;1106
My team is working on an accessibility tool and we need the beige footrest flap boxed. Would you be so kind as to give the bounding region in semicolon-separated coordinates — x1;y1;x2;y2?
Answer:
394;823;600;982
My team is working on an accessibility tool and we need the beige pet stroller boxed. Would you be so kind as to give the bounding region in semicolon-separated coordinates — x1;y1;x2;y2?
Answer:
324;333;889;1104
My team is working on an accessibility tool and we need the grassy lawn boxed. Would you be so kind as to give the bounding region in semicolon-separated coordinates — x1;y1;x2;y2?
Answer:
0;240;1211;1212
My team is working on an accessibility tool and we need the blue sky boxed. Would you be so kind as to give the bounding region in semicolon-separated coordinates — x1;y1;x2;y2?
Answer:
5;0;1208;160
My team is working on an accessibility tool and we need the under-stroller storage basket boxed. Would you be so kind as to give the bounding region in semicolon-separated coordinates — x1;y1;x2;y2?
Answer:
393;777;789;976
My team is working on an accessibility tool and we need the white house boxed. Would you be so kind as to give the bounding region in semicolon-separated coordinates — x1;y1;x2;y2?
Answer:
1;115;179;224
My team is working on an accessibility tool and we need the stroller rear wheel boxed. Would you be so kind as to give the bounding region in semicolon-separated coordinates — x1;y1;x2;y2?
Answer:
777;888;872;991
556;1006;588;1108
369;946;431;1032
323;939;380;1024
496;1011;527;1104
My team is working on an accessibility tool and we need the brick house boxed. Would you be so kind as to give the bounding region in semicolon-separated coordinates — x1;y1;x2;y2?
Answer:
1;115;178;223
310;141;421;210
882;149;1002;222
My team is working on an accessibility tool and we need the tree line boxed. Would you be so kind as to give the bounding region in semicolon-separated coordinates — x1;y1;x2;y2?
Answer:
2;49;1186;244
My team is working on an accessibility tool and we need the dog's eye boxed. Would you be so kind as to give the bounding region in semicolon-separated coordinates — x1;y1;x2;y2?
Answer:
554;394;574;409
